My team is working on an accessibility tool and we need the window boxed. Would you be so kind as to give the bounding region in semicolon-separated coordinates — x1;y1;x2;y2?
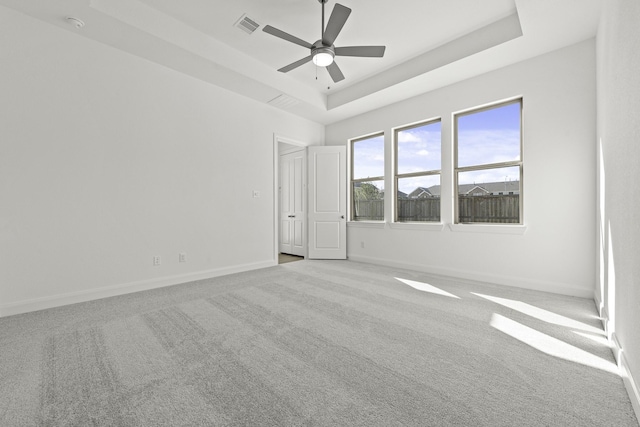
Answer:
350;133;384;221
394;120;442;222
454;99;522;224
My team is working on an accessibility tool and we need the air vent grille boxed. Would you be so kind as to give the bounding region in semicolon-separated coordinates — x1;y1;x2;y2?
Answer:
267;94;300;109
234;14;259;34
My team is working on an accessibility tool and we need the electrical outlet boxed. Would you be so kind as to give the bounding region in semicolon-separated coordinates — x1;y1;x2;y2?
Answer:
252;190;260;198
179;252;187;263
153;255;161;266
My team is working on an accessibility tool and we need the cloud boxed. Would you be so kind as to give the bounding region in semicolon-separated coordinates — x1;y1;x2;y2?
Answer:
398;132;422;143
457;129;520;167
416;149;429;156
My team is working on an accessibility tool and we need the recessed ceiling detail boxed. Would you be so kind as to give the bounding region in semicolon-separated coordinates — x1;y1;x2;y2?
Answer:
0;0;604;125
328;11;523;110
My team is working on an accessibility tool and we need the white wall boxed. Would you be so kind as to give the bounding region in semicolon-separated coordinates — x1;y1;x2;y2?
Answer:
326;39;597;298
0;7;323;316
596;0;640;417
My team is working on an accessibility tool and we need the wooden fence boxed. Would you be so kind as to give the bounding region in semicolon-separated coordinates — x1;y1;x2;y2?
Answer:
396;198;441;222
353;195;519;223
458;194;519;223
353;199;384;220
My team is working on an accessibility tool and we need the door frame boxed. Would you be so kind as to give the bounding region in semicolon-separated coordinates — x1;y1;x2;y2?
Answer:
273;134;309;262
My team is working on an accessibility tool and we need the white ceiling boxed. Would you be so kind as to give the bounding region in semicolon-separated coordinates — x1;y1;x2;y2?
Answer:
0;0;602;125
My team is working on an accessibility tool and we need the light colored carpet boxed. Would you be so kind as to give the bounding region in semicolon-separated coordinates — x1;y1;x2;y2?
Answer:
0;260;637;426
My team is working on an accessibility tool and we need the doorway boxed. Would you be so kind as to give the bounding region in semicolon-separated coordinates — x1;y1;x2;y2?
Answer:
273;137;347;263
276;137;308;261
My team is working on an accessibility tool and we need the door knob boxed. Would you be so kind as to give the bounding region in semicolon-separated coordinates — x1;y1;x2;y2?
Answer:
341;215;345;219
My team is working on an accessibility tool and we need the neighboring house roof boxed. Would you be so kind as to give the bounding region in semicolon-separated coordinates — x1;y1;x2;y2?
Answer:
465;181;520;195
412;181;520;197
464;185;490;196
380;190;408;198
407;187;434;198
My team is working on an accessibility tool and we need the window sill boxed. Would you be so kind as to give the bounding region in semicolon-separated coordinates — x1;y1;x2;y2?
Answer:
389;222;445;231
347;221;386;229
448;223;527;235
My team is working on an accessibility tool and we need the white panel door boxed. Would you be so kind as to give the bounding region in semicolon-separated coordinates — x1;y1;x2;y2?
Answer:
308;146;346;259
279;150;305;256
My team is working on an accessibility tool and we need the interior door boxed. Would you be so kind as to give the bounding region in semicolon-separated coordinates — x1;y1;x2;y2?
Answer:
279;149;306;256
308;146;347;259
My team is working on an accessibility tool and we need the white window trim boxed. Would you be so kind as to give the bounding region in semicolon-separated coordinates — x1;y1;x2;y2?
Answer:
453;97;524;225
347;221;385;229
393;118;442;224
448;223;527;235
349;131;385;222
388;222;445;231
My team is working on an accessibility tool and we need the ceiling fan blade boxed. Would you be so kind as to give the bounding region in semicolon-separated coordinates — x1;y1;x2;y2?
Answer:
335;46;386;58
263;25;313;49
326;61;345;83
278;56;313;73
322;3;351;46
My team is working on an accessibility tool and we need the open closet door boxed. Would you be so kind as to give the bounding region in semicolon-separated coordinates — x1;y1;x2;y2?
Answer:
308;146;347;259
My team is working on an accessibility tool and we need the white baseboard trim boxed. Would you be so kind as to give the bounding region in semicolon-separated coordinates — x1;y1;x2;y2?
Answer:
347;254;594;298
0;260;277;318
612;334;640;423
593;290;609;333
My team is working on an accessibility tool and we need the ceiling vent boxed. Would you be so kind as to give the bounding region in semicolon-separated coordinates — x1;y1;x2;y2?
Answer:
234;14;259;35
267;94;300;110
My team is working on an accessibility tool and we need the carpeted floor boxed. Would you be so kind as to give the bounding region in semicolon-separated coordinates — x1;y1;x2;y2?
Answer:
0;260;637;426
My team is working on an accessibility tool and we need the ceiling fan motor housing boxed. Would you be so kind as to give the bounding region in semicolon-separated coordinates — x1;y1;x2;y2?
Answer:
312;40;335;57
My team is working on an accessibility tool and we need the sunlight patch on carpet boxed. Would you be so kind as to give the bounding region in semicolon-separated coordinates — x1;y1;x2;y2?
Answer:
490;313;619;375
474;293;604;335
573;331;611;347
395;278;460;299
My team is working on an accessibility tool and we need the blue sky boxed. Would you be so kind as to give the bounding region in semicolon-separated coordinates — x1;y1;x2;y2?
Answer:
353;101;521;194
457;102;521;170
397;121;441;174
352;134;384;180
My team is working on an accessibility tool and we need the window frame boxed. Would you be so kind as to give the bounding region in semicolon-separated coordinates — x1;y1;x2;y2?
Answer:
453;98;523;225
393;118;442;223
349;132;385;222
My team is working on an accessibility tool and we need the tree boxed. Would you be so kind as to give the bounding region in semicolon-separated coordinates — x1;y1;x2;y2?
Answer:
354;182;382;201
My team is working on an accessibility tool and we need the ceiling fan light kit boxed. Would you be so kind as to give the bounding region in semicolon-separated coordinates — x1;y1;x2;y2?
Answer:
312;47;335;66
262;0;385;83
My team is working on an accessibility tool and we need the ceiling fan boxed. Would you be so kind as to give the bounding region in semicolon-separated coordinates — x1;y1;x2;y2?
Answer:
262;0;386;83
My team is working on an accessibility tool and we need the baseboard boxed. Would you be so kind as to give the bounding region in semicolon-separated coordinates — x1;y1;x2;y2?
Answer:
347;254;594;298
611;334;640;423
593;290;609;333
0;260;277;318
